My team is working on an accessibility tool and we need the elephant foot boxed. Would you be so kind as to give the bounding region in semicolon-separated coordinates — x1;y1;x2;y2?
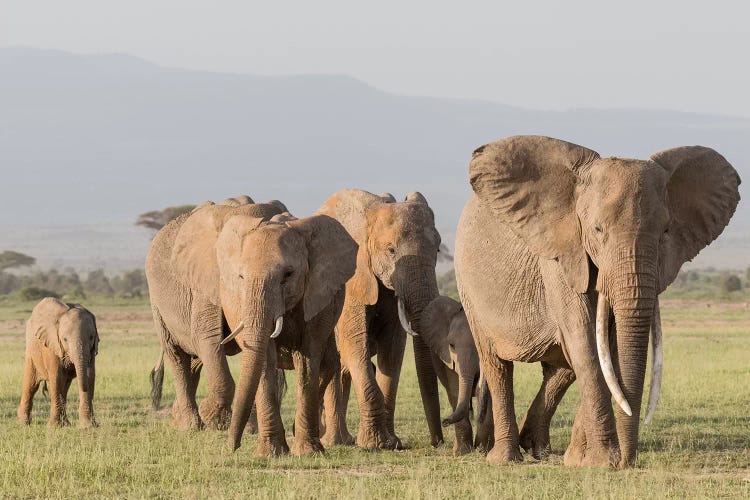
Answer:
563;443;619;467
486;442;523;464
255;435;290;458
79;418;98;429
453;440;474;457
171;402;203;431
519;425;551;460
356;425;398;450
321;426;356;447
430;433;445;448
17;409;31;425
198;398;232;430
291;437;325;456
48;416;71;428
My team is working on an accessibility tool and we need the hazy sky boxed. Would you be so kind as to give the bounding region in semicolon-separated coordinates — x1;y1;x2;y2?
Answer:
3;1;749;116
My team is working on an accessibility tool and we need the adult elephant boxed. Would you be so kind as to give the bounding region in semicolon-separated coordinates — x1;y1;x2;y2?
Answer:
146;198;357;456
455;136;740;467
317;189;444;450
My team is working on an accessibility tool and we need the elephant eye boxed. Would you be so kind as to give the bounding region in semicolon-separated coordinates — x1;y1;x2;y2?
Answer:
238;273;244;280
281;269;294;284
387;245;396;256
594;225;603;233
449;343;455;350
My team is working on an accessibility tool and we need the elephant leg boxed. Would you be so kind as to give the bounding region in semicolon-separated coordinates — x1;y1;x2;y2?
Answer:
483;356;522;463
321;343;354;447
254;346;289;457
291;349;325;456
564;404;587;465
444;369;474;456
193;304;234;430
338;306;396;450
474;399;494;452
540;260;619;467
374;320;406;449
519;362;576;459
413;335;445;447
47;370;70;427
164;342;202;430
18;357;40;425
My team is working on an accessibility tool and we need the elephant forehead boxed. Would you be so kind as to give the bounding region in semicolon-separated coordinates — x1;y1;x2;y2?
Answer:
369;204;435;240
243;225;305;258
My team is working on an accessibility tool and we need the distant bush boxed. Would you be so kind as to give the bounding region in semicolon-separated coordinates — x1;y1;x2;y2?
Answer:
437;270;459;300
18;286;60;301
0;267;148;300
720;274;742;293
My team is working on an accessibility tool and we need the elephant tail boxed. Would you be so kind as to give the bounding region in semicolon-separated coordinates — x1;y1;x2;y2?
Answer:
475;372;491;424
150;350;165;411
41;381;49;401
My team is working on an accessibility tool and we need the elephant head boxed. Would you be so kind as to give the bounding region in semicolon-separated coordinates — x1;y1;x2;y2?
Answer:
421;296;479;427
32;298;99;425
470;135;740;466
172;205;357;450
319;189;441;330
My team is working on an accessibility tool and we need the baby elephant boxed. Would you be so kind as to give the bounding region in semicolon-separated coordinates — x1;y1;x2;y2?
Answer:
420;296;493;455
18;297;99;428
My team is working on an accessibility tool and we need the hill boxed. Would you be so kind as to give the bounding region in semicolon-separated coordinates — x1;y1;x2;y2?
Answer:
1;47;747;269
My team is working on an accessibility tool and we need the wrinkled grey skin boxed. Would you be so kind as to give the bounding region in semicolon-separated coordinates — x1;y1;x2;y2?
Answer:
456;135;740;467
18;297;99;429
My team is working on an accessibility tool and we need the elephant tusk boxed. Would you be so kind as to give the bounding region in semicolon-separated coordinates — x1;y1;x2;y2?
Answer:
397;297;418;337
221;322;244;345
595;293;633;417
270;316;284;339
644;298;663;425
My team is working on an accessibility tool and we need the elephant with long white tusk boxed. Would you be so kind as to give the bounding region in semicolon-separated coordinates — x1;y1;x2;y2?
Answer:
456;135;740;467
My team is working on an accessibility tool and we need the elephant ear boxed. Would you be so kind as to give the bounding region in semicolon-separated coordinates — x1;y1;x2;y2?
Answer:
317;190;381;305
172;204;281;302
30;297;69;358
650;146;741;291
469;135;600;293
288;215;359;321
421;296;463;366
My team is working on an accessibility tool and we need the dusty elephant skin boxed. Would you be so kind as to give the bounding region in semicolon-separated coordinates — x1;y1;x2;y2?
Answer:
420;295;494;455
18;297;99;429
145;196;358;456
455;135;741;468
316;190;443;450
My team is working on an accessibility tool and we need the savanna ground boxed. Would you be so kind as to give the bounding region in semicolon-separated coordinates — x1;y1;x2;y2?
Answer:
0;298;748;498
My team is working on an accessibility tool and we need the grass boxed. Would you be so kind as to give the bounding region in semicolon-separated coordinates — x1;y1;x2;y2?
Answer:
0;298;748;498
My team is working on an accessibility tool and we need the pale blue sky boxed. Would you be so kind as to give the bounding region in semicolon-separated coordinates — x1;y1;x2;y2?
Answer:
3;0;748;116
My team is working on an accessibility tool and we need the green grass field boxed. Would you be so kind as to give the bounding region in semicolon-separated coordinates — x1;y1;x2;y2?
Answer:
0;298;748;498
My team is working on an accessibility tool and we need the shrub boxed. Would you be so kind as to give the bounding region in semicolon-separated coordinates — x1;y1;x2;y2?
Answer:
18;286;60;301
720;274;742;293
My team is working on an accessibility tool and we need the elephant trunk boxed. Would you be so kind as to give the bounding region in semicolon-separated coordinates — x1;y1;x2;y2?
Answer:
442;370;474;427
600;247;658;467
396;262;442;444
227;280;281;451
71;343;95;426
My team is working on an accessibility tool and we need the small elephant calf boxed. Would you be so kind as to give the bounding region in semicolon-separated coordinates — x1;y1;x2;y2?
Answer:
18;297;99;428
420;296;493;455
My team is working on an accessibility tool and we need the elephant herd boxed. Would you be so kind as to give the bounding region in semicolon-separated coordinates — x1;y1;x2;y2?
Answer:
16;136;741;469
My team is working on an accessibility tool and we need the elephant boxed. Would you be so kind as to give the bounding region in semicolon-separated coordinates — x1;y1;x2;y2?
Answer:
18;297;99;428
455;135;740;467
317;189;444;450
145;197;358;456
420;295;494;455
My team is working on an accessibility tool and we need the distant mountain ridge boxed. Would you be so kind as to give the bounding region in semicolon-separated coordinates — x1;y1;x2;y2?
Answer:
1;47;747;269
